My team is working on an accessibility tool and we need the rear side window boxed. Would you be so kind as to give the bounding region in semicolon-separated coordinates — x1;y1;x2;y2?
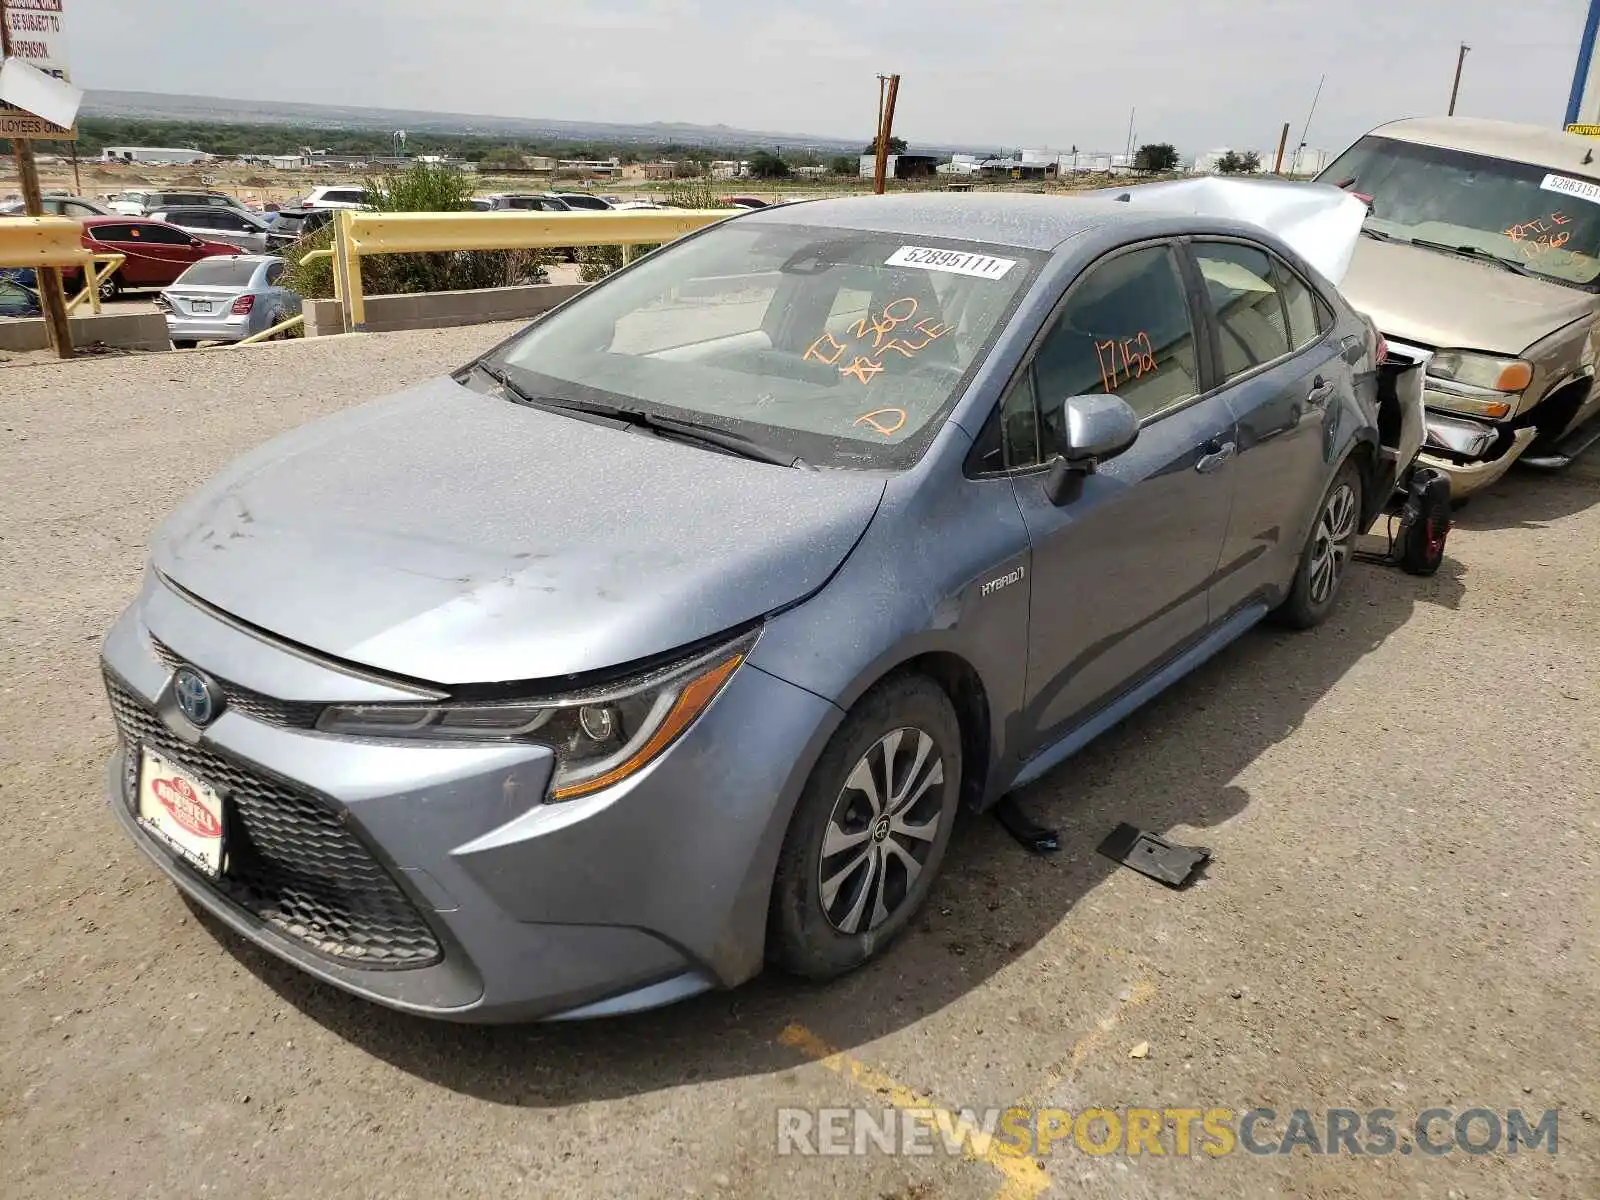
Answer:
1192;242;1291;379
178;259;258;286
325;190;365;205
90;223;138;241
1272;259;1331;349
174;211;217;228
1032;244;1201;427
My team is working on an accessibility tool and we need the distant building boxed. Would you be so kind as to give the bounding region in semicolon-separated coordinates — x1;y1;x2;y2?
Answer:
710;160;748;179
558;157;622;177
99;146;211;166
857;154;939;180
792;164;829;177
266;155;307;170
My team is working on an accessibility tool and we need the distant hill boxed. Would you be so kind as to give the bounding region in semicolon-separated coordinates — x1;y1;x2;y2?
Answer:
80;90;986;157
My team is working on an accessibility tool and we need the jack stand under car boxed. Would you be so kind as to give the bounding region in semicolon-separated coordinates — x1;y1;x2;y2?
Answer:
1355;465;1452;575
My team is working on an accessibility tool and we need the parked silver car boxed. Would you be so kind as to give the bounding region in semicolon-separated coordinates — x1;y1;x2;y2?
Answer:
149;207;294;255
157;255;301;347
103;193;1433;1022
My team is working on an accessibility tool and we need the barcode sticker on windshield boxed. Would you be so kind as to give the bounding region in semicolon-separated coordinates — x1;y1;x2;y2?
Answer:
886;246;1017;279
1541;174;1600;205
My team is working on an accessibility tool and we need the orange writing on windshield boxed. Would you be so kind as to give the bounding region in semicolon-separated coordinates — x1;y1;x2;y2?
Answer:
806;299;953;385
1505;213;1574;252
853;407;907;436
1094;332;1158;394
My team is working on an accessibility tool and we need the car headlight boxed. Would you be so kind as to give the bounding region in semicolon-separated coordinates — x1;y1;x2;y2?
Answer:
316;633;753;800
1424;351;1532;419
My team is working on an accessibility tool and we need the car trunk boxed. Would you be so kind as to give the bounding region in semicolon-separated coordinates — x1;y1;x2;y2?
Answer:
161;284;248;319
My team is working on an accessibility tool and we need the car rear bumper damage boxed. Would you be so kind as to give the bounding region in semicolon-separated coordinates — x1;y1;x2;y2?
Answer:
101;577;839;1022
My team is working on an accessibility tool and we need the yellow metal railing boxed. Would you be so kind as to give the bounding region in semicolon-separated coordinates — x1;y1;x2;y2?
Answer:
330;208;730;332
65;254;127;315
0;219;132;316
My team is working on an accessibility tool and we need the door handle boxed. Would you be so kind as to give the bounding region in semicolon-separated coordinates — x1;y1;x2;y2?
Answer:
1307;375;1337;406
1195;441;1236;473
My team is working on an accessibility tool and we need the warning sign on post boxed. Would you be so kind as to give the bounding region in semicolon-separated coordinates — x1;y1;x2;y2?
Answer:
1566;123;1600;138
1;0;75;140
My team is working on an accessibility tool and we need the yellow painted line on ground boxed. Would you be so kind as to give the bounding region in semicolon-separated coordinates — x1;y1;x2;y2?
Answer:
1015;977;1158;1110
779;1023;1053;1200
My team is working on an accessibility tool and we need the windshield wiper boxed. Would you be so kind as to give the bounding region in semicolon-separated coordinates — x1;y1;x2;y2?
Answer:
1408;238;1537;278
472;363;808;469
1360;226;1399;242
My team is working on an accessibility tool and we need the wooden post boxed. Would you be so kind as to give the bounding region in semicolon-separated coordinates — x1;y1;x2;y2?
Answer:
1;6;73;358
1273;123;1291;174
873;73;900;196
1448;43;1470;116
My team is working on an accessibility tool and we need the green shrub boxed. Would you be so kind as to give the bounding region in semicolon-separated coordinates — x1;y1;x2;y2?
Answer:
279;163;547;300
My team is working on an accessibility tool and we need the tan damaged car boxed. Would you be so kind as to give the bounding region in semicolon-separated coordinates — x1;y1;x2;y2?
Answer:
1318;117;1600;496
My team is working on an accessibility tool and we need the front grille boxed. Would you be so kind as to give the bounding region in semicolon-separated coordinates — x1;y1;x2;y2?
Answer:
106;672;442;969
150;638;324;729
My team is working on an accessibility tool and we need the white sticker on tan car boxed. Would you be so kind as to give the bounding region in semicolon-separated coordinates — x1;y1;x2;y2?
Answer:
1540;173;1600;205
885;246;1017;279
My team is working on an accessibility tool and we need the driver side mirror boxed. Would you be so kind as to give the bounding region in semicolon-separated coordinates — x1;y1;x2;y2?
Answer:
190;237;204;248
1043;393;1140;506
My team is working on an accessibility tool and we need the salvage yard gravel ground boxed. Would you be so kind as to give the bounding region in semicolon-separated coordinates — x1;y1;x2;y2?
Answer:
1;326;1596;1197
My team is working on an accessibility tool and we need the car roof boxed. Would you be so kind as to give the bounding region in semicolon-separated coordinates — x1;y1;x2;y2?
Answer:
1370;117;1600;175
733;192;1157;251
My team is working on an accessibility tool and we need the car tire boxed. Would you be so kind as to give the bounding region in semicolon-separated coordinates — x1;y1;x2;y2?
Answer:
1399;479;1451;577
1273;458;1363;630
770;674;962;981
98;272;123;302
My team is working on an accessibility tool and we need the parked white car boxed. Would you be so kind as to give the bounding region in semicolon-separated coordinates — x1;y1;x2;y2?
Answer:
298;186;372;211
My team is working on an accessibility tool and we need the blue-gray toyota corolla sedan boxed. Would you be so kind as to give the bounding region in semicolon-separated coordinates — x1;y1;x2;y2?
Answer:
103;193;1397;1021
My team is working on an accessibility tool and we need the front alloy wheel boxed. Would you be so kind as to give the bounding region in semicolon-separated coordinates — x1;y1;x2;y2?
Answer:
771;674;961;980
819;728;945;935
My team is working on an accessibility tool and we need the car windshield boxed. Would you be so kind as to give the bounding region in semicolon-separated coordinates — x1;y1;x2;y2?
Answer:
176;260;257;287
486;221;1041;469
1319;135;1600;287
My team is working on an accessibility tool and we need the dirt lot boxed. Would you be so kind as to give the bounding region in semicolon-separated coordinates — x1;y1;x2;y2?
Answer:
1;328;1597;1198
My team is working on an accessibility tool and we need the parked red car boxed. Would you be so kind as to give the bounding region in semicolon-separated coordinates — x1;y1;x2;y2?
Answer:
71;218;241;300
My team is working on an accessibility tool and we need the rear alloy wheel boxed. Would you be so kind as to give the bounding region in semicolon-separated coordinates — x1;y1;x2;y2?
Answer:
771;675;961;980
1274;459;1362;629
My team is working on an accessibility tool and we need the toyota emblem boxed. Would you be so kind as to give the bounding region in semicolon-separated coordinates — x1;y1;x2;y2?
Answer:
173;666;221;727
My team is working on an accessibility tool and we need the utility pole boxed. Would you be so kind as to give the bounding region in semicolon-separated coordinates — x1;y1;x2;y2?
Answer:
1124;107;1137;163
0;2;73;359
1448;43;1471;116
873;73;900;195
1273;122;1291;174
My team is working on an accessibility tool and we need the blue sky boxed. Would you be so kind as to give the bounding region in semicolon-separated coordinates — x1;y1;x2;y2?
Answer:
65;0;1592;153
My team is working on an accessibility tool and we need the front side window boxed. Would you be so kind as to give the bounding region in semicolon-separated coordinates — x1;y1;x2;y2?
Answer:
1031;244;1200;437
139;223;197;246
1318;135;1600;287
488;221;1043;469
90;223;138;242
1192;242;1291;381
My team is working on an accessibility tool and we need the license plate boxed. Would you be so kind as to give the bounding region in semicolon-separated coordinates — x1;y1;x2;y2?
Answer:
137;748;226;878
190;300;213;313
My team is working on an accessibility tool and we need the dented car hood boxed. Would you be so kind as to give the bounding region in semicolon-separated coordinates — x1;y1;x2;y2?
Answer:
153;377;885;685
